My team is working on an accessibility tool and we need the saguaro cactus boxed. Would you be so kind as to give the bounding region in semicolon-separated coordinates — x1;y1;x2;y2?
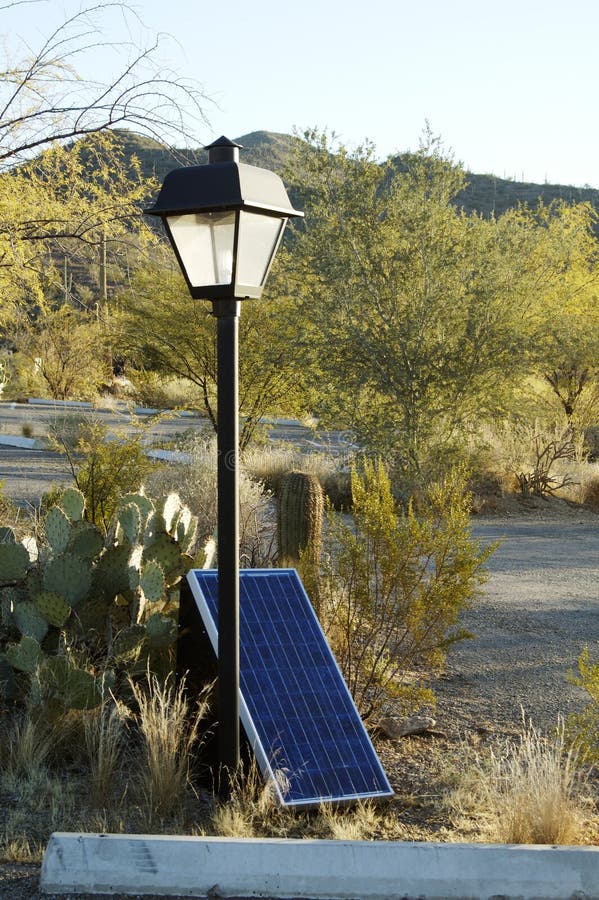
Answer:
277;472;324;609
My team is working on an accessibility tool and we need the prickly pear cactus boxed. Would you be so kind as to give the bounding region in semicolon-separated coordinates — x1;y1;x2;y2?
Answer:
118;502;141;545
43;553;92;607
44;507;71;554
145;612;177;649
68;521;103;560
34;591;71;628
0;542;30;584
139;560;165;603
0;485;198;708
6;635;42;673
13;600;49;642
59;487;85;522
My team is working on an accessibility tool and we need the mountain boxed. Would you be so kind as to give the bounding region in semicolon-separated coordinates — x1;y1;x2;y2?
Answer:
117;129;599;220
456;171;599;219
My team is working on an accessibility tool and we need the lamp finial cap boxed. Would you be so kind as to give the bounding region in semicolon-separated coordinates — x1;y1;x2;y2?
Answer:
205;136;243;164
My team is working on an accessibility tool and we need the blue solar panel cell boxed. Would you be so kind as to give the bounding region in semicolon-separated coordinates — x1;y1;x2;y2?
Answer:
187;568;393;807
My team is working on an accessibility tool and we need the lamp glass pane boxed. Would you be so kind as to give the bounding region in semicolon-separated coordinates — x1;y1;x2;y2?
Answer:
236;212;286;287
167;212;235;286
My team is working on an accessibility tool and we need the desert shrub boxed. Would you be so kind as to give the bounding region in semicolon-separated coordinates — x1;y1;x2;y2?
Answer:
50;418;157;533
320;461;493;719
580;471;599;509
45;411;90;451
130;369;192;410
490;418;579;497
147;435;276;567
0;479;19;532
566;646;599;761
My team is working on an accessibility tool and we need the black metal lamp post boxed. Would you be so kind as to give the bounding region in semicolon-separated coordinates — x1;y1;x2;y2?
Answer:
145;136;303;785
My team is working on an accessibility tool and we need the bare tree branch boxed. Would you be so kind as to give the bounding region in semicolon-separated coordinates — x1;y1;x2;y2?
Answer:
0;0;212;169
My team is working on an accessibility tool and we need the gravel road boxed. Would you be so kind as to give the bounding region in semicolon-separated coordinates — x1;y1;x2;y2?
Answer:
432;506;599;736
3;501;599;896
0;448;73;507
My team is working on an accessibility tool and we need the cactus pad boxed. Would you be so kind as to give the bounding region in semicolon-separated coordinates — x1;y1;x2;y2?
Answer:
1;586;25;626
145;612;177;648
59;487;85;521
118;503;141;545
0;527;16;543
66;668;103;709
178;516;198;554
43;656;103;709
113;624;146;658
144;534;182;580
26;569;44;600
94;545;131;598
22;536;38;562
160;493;182;533
139;560;165;602
119;493;154;526
14;600;49;641
0;542;30;583
43;553;91;607
68;521;104;560
45;506;71;554
34;590;70;628
6;635;42;673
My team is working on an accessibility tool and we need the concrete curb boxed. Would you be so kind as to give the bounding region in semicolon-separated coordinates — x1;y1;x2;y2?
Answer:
40;832;599;898
0;434;47;450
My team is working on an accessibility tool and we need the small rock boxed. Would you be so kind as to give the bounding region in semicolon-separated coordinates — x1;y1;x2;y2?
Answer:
378;715;436;739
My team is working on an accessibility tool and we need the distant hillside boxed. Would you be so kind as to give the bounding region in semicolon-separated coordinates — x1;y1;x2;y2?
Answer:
114;129;297;188
457;171;599;218
117;129;599;220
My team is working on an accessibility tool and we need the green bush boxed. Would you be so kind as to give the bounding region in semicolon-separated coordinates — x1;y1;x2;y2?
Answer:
51;419;157;534
567;647;599;761
320;461;494;719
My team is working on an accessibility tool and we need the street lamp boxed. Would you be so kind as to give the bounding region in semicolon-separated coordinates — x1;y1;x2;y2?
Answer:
145;136;303;786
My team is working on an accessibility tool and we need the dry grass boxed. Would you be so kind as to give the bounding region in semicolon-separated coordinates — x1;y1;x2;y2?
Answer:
211;759;284;838
2;715;53;779
448;719;589;844
83;700;131;808
243;444;352;509
131;674;209;825
316;801;383;840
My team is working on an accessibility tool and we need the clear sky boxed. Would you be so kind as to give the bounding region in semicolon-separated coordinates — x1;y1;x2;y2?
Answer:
4;0;599;187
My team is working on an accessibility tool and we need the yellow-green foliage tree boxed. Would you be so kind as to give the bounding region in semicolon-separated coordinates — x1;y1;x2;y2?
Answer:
12;306;110;400
506;201;599;430
320;461;493;719
52;420;157;534
115;257;311;449
0;131;156;325
0;1;209;395
284;129;534;483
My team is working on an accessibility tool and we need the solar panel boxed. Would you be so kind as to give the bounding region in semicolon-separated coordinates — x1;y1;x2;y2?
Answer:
187;568;393;808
